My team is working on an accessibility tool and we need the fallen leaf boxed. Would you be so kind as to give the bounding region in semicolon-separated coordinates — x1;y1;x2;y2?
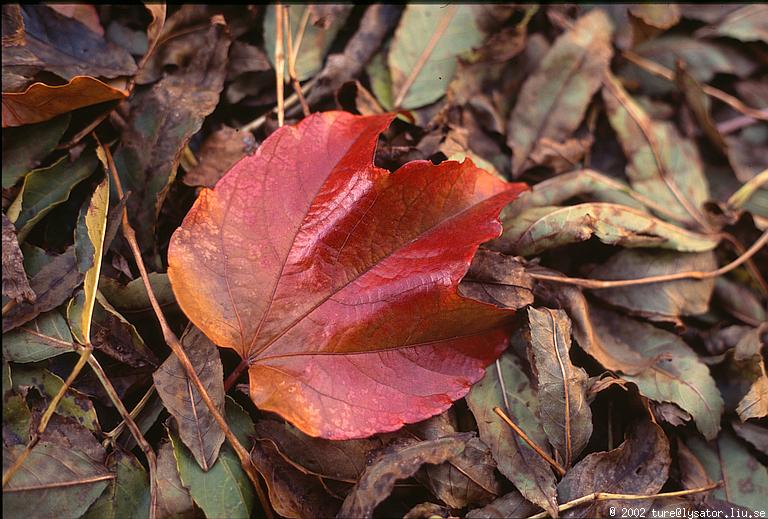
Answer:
403;502;452;519
82;450;150;519
557;420;670;518
603;72;710;226
114;19;231;267
458;249;534;311
731;325;768;420
731;421;768;456
182;126;256;188
2;310;72;363
338;435;470;519
385;5;484;109
2;113;69;188
254;419;383;484
713;277;767;326
153;326;225;471
3;441;113;518
2;212;34;303
172;398;255;519
250;440;337;519
590;307;724;440
589;249;717;324
496;203;719;256
695;5;768;43
465;490;538;519
410;412;501;509
466;353;558;516
168;111;525;439
675;60;728;153
48;4;104;36
685;430;768;511
2;247;82;333
508;9;613;175
527;307;592;468
2;5;136;92
226;41;271;81
527;136;593;174
8;150;98;241
99;272;175;314
155;440;195;519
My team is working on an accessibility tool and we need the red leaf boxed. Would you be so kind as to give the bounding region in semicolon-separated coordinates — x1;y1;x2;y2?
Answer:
168;112;526;439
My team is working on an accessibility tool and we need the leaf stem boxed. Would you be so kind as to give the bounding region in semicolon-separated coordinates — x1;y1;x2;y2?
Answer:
224;358;250;392
86;353;158;519
283;7;310;117
529;229;768;289
275;4;285;127
524;481;721;519
493;407;566;477
98;141;274;519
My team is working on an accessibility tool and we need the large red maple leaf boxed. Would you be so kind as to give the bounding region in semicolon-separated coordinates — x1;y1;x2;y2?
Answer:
168;112;526;438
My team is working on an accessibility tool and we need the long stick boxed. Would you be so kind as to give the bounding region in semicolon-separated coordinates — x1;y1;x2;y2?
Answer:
494;407;566;477
99;143;274;519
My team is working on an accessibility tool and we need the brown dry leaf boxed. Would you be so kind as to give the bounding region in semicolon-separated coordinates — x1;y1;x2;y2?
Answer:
731;421;768;456
465;490;538;519
154;440;195;519
557;420;671;518
250;440;337;519
152;326;225;471
182;126;255;188
507;9;613;176
527;136;593;174
409;412;502;509
2;76;127;127
628;4;681;46
458;249;534;311
2;212;34;303
48;4;103;35
527;307;592;468
338;436;471;519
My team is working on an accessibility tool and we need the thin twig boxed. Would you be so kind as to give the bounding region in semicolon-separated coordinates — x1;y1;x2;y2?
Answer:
621;50;768;121
717;112;768;135
720;232;768;295
728;169;768;210
529;229;768;289
525;481;721;519
493;407;566;477
275;4;285;127
224;359;250;392
87;354;158;519
239;77;318;133
393;5;457;109
104;385;156;442
495;359;512;417
291;7;311;66
98;141;274;519
283;7;310;117
2;299;17;316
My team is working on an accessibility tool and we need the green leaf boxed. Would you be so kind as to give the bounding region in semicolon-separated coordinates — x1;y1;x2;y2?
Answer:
154;326;225;471
466;353;558;517
527;307;592;467
2;310;73;363
686;430;768;511
603;72;710;226
591;307;723;440
263;5;350;82
3;442;113;518
99;272;175;314
1;114;70;189
172;398;255;519
507;9;613;175
12;365;100;431
497;203;719;256
386;5;484;109
589;249;717;324
8;150;98;242
83;450;150;519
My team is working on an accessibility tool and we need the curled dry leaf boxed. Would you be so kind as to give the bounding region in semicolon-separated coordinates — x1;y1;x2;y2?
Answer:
466;352;558;516
338;435;471;519
182;125;256;188
496;203;719;256
2;75;127;128
153;326;225;471
558;420;671;518
527;307;592;468
168;111;526;439
508;9;613;176
2;212;34;303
